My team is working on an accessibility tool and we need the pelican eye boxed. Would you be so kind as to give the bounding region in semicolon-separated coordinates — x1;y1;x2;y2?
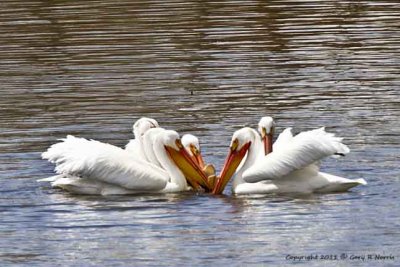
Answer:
261;127;267;137
190;144;199;155
231;139;239;152
175;139;184;149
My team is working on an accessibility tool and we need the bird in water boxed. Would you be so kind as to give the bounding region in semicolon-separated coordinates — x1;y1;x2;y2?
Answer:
40;129;211;195
213;117;367;195
182;134;217;189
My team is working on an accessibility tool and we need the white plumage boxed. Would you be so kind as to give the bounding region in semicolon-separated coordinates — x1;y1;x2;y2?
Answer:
125;117;159;161
272;127;293;151
181;134;200;152
257;116;274;134
220;117;366;195
41;129;196;195
142;128;166;168
244;127;350;182
42;135;168;193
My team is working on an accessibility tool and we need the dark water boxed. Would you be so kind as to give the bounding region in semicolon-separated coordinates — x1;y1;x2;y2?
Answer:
1;1;399;266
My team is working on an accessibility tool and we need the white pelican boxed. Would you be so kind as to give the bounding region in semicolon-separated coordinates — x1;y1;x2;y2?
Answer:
41;129;211;195
182;134;217;189
213;118;367;195
140;130;210;184
125;117;159;160
182;134;206;169
123;120;209;180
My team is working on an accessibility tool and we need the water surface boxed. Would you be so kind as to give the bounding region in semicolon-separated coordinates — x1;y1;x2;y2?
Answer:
0;1;399;266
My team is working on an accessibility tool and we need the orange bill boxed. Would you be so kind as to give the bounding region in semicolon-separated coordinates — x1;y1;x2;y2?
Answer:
262;133;273;155
212;141;251;194
261;127;273;155
189;144;206;169
165;140;211;191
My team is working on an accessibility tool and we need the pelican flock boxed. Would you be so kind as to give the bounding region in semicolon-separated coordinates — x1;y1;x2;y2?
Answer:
41;116;367;196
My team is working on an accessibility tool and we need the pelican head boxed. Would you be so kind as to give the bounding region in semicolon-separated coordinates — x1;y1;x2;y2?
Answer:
212;127;254;194
181;134;206;169
258;116;275;155
133;117;159;138
162;130;211;191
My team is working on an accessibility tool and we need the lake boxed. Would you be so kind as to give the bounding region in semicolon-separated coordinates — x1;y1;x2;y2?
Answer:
0;0;399;266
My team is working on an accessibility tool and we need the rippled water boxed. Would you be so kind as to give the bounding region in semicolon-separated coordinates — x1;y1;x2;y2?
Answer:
1;1;399;266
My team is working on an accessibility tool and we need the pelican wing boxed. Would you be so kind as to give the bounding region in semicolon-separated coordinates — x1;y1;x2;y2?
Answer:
42;135;168;191
272;127;294;152
243;128;350;183
125;138;148;162
125;139;140;153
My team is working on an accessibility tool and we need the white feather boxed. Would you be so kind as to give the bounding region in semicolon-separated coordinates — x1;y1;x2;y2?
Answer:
125;117;159;161
42;135;168;191
181;134;200;151
125;139;141;154
221;122;365;194
243;128;350;183
272;127;294;152
258;116;274;134
143;128;165;167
